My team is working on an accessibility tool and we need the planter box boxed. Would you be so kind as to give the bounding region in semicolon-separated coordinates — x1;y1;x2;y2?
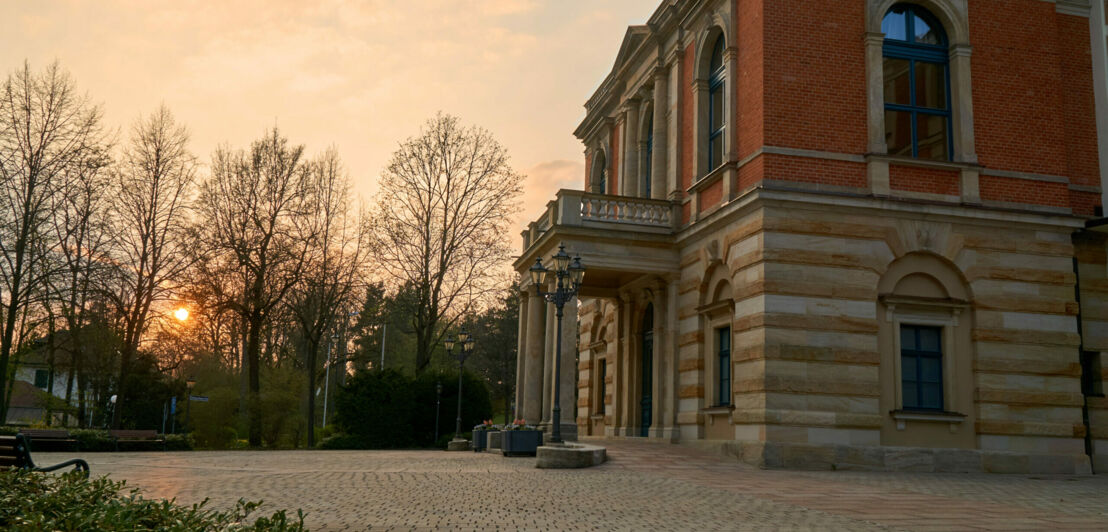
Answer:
487;431;502;451
472;429;488;452
501;430;543;457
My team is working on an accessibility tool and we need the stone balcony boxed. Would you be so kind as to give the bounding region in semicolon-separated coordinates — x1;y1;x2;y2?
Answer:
516;190;681;296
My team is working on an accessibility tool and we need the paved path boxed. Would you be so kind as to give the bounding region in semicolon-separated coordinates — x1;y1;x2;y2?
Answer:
39;440;1108;531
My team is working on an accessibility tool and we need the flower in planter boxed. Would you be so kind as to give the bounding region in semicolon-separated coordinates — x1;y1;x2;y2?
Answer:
503;418;536;431
473;419;496;431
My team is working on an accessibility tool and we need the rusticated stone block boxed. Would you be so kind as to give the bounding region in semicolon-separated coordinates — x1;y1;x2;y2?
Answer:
884;448;935;472
781;443;835;470
833;445;885;471
934;450;982;473
983;452;1029;473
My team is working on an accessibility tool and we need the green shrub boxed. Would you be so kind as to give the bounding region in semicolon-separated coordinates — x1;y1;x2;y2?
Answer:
0;426;18;436
327;369;493;449
70;429;115;452
165;433;193;451
0;470;306;531
189;386;240;449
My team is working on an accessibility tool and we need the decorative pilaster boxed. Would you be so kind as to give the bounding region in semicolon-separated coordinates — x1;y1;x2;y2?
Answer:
622;99;641;197
514;290;528;419
652;67;669;200
522;290;546;424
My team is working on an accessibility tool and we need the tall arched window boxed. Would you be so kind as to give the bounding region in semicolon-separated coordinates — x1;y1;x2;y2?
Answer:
882;4;952;161
643;110;653;198
708;35;726;170
593;151;607;194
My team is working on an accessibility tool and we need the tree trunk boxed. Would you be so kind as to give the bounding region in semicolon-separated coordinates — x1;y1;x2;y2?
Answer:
247;313;263;447
306;344;317;447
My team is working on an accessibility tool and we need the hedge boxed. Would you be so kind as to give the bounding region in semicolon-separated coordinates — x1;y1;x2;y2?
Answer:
0;469;305;531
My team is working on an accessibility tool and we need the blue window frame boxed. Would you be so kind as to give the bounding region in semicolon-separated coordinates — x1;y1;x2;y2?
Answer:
594;152;607;194
717;326;731;406
34;369;49;389
900;325;943;411
644;111;653;198
882;4;953;161
708;35;726;171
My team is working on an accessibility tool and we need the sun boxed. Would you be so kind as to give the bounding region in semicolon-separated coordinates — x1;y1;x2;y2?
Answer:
174;307;189;322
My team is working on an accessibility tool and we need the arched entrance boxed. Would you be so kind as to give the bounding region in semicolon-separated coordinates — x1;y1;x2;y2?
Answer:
640;303;654;437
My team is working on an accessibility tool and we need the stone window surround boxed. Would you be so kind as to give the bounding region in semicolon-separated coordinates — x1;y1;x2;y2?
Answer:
692;23;736;183
865;0;978;200
698;298;734;414
883;296;968;432
591;347;608;417
588;146;610;195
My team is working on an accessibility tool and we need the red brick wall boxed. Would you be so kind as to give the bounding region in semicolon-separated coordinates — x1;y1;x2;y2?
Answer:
609;125;620;195
761;0;867;154
763;154;866;189
970;0;1066;177
699;179;724;213
738;153;765;192
1059;13;1101;189
889;165;960;196
979;175;1069;208
736;0;765;161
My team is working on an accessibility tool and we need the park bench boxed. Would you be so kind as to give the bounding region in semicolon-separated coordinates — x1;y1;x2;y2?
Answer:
0;434;89;477
19;428;79;452
109;429;166;451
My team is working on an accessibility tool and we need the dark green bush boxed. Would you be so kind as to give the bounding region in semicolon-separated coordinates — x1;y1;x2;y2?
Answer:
0;426;18;436
70;429;115;452
0;470;305;531
165;434;193;451
328;369;492;449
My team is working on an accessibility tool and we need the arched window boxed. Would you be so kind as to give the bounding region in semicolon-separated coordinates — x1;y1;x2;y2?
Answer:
593;151;607;194
707;35;726;170
643;110;653;198
882;4;952;161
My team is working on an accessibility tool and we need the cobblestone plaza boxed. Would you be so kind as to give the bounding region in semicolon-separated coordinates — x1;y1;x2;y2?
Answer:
41;440;1108;531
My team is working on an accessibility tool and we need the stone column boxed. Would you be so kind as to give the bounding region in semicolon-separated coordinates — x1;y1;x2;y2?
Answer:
622;100;640;197
522;291;546;424
556;296;579;440
513;290;529;420
618;292;636;437
542;300;556;424
649;281;666;439
652;66;669;200
949;44;977;164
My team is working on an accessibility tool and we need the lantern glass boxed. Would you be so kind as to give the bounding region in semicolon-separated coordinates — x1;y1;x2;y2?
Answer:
529;259;548;287
458;329;470;343
464;338;475;352
444;336;456;351
553;245;571;272
569;257;585;285
186;377;196;390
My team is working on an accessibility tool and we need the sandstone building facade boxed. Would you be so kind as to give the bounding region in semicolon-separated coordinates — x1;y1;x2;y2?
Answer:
514;0;1108;474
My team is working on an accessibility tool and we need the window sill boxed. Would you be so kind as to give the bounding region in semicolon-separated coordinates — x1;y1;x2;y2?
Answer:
701;405;734;415
890;409;966;431
688;162;731;194
590;414;605;420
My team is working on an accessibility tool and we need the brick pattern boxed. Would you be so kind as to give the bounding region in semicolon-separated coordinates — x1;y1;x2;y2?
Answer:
681;43;695;192
889;165;960;196
736;0;765;161
763;153;866;189
762;0;867;154
979;175;1069;208
698;178;724;213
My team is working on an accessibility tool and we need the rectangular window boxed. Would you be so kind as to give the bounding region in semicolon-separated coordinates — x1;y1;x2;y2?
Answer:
717;327;731;406
885;110;913;156
34;369;49;389
900;325;943;410
597;361;607;414
1081;351;1104;397
915;113;949;161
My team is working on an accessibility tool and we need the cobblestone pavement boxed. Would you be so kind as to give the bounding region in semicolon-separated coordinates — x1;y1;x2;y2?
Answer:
39;440;1108;531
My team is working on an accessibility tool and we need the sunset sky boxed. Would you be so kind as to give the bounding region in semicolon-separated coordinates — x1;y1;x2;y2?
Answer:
2;0;654;238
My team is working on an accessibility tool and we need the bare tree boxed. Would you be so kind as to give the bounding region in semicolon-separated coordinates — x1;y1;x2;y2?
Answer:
107;106;196;428
193;128;316;447
0;61;102;419
46;139;114;426
287;148;370;447
370;113;522;372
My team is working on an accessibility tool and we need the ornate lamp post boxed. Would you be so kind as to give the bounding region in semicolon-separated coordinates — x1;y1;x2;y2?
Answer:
434;382;443;442
529;244;585;444
445;329;475;444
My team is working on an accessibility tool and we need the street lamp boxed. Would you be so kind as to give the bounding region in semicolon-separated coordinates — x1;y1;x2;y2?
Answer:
185;377;196;432
445;329;475;444
529;244;585;444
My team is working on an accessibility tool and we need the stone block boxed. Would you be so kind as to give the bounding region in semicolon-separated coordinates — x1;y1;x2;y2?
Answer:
933;449;982;473
535;443;606;469
781;443;835;470
446;439;470;452
833;445;885;471
1029;454;1087;475
982;452;1029;473
884;448;935;472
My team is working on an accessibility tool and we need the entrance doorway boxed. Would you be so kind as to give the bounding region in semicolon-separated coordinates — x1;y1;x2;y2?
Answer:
640;304;653;437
